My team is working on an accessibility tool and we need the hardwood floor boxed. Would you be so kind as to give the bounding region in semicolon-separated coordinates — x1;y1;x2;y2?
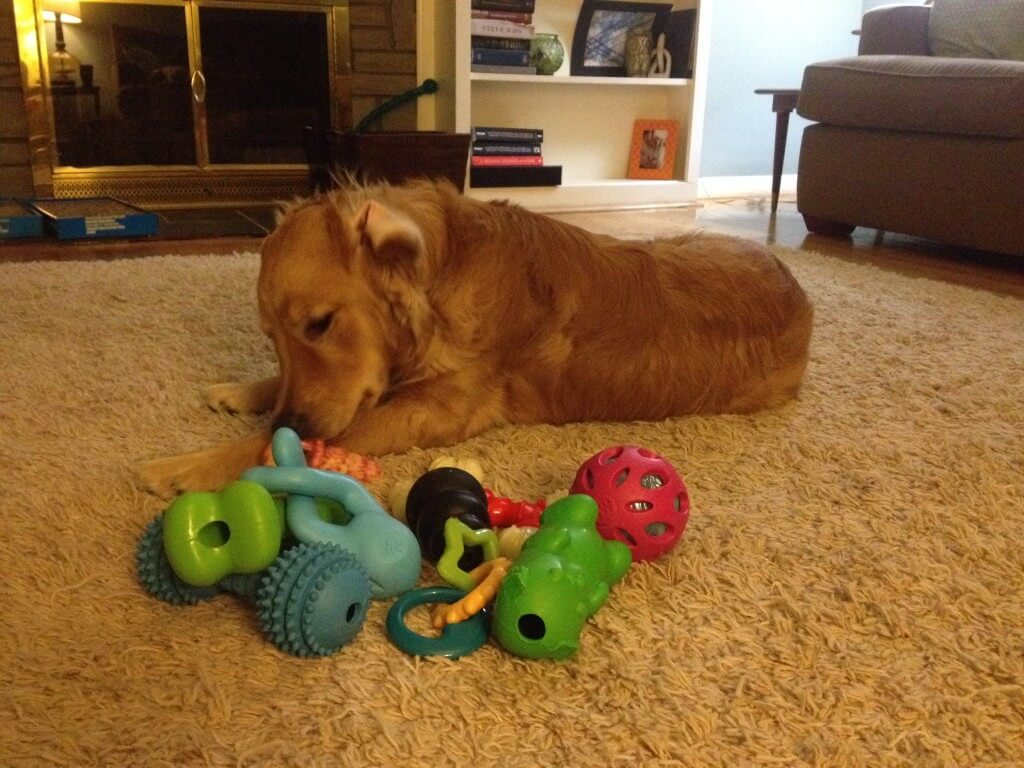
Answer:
701;196;1024;299
553;195;1024;299
2;194;1022;298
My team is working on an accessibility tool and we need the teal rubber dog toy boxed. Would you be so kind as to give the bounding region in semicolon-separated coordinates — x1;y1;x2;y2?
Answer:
242;428;421;598
136;427;415;657
492;494;633;660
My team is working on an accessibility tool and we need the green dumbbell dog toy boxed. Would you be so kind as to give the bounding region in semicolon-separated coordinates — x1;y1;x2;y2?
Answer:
160;480;284;587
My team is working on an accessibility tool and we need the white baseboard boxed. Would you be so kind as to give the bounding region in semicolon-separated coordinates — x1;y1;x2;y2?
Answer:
697;174;797;199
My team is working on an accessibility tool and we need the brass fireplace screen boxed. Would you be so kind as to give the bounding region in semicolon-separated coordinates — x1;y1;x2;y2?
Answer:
12;0;352;204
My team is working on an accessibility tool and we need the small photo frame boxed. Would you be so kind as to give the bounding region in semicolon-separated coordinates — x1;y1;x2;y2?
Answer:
627;119;679;180
571;1;673;77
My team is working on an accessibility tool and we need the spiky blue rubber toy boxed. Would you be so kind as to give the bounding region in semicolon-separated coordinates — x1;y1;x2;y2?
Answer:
136;427;396;657
138;516;272;603
136;515;219;606
256;542;371;657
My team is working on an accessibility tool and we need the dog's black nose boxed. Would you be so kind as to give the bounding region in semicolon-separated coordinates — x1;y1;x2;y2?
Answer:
272;412;310;437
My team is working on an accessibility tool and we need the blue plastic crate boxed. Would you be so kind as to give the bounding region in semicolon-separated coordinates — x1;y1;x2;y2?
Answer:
29;197;159;240
0;197;45;239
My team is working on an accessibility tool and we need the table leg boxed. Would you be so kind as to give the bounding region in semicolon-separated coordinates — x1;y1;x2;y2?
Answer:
771;109;791;214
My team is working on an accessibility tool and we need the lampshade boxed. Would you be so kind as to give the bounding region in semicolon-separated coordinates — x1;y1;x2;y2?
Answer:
43;1;82;24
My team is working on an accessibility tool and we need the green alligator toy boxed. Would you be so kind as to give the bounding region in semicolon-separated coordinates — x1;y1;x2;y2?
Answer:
492;494;633;660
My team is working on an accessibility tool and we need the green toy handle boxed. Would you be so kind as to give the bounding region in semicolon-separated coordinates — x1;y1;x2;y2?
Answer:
354;78;439;133
161;480;284;587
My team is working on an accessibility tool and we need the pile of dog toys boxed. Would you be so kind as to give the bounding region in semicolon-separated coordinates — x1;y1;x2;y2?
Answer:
136;430;690;661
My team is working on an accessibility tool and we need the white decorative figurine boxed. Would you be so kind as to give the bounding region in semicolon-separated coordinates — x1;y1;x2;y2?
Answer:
648;33;672;78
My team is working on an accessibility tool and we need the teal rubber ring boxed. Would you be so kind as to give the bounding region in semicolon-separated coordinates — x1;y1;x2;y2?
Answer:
386;587;490;659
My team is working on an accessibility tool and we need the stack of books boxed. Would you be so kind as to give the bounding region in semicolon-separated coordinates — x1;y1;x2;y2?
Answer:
471;0;536;75
469;126;562;188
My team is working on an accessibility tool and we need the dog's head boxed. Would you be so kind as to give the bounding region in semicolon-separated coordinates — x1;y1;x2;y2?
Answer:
257;183;444;441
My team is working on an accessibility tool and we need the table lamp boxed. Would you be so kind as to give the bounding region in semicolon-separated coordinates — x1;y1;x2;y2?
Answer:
43;0;82;86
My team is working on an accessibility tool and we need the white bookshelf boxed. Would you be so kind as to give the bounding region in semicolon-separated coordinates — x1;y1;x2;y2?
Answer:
418;0;713;212
469;73;693;86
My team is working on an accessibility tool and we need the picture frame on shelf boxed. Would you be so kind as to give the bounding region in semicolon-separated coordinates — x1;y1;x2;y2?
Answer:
627;119;679;180
664;9;697;79
570;1;673;77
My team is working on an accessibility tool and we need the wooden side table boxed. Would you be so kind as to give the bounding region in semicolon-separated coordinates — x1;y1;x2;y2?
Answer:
754;88;800;213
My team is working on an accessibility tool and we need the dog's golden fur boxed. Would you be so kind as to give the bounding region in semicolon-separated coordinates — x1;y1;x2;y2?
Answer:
140;179;813;496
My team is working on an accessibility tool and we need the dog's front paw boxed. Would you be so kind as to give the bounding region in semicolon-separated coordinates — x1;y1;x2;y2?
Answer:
204;382;262;414
136;434;271;498
137;452;232;498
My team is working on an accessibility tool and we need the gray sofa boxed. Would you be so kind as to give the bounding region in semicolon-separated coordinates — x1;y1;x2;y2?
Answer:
795;3;1024;256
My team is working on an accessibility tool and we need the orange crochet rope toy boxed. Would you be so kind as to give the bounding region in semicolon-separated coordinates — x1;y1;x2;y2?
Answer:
260;438;382;483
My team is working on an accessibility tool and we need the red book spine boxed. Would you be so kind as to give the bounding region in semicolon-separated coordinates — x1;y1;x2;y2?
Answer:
471;155;544;166
471;10;533;23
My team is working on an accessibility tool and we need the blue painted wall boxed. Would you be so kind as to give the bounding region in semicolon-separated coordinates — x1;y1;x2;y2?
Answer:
863;0;904;11
699;0;864;177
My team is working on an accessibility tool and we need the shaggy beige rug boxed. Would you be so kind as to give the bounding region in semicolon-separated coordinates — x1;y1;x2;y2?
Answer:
1;242;1021;768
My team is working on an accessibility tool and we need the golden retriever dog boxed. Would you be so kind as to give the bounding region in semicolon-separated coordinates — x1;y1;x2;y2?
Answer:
140;178;813;496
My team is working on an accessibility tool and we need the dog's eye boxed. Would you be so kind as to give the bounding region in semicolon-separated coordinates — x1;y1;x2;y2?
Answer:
304;312;335;341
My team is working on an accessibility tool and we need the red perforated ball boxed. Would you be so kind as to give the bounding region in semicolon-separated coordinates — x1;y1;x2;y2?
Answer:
570;445;690;562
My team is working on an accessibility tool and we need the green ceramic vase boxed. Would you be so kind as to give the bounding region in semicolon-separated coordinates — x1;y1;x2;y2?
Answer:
530;33;565;76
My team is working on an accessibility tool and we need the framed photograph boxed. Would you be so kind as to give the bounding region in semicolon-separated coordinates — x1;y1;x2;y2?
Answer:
627;119;679;179
664;9;697;79
570;1;673;77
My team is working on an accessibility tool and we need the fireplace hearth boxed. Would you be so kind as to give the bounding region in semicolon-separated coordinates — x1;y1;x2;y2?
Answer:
7;0;419;206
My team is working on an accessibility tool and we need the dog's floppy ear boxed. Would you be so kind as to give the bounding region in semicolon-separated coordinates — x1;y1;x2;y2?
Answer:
350;200;424;264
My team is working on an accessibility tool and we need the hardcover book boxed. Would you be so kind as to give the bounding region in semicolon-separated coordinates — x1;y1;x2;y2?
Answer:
470;165;562;188
472;142;543;156
471;126;544;142
470;64;538;75
471;0;535;12
471;35;532;52
471;48;531;67
471;155;544;167
470;19;534;39
471;10;534;24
